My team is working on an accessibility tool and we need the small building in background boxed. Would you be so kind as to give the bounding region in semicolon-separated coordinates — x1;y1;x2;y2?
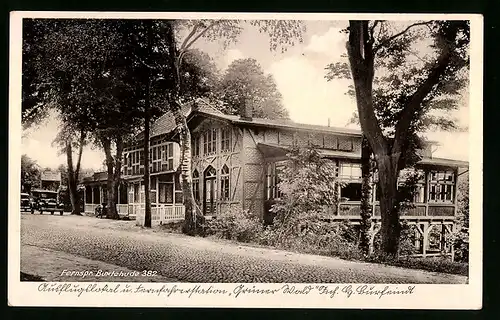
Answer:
81;172;129;218
40;170;61;191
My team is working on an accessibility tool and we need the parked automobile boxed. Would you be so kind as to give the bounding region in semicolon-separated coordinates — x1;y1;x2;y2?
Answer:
20;193;31;212
30;189;64;215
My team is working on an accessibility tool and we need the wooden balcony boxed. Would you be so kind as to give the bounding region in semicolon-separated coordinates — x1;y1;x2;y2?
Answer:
122;163;176;178
325;202;455;222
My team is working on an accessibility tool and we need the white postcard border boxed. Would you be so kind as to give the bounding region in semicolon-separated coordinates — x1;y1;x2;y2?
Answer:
8;11;483;309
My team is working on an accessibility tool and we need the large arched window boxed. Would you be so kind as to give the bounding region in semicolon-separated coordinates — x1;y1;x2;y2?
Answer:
192;169;200;202
220;165;230;201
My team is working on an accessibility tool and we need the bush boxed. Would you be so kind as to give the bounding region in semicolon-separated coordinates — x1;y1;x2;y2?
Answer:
448;227;469;263
372;221;418;256
205;209;263;243
256;217;364;260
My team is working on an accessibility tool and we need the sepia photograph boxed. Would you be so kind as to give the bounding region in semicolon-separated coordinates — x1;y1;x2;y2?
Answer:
9;12;482;308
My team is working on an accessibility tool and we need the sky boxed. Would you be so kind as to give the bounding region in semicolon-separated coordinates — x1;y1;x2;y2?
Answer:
21;20;470;171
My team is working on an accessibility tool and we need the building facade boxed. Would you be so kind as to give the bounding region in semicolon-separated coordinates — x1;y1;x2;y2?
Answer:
81;171;129;217
40;170;61;191
97;100;469;257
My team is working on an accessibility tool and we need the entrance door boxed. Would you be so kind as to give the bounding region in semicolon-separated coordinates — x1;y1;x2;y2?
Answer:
204;166;217;215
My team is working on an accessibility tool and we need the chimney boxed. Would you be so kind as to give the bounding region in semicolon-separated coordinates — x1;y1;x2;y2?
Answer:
239;99;253;121
328;118;331;127
191;99;200;113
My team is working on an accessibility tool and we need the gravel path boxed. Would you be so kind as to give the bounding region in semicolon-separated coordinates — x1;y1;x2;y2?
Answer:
20;214;467;284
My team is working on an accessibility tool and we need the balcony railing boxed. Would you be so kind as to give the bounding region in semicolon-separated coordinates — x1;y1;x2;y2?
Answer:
135;204;185;227
327;202;455;220
84;203;130;218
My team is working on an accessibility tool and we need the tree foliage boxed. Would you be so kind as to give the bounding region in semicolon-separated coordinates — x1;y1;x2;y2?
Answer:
21;154;41;192
325;21;469;137
159;19;306;235
217;58;289;119
325;20;469;256
271;146;341;229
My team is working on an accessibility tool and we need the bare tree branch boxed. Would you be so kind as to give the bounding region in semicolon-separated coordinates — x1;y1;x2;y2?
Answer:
369;20;381;43
392;48;452;156
374;21;433;52
183;21;220;52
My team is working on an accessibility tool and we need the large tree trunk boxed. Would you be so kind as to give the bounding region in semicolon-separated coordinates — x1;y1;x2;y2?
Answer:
346;21;402;256
102;137;120;219
170;102;202;235
143;19;153;228
164;21;203;235
376;154;401;257
65;141;81;215
113;136;123;218
358;135;372;255
143;110;152;228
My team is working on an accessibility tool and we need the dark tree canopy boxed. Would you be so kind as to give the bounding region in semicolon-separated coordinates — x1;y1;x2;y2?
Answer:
324;20;469;256
217;58;289;119
21;154;41;192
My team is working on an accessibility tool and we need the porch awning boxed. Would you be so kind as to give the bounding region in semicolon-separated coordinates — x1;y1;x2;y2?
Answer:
418;157;469;168
256;143;289;159
256;142;361;161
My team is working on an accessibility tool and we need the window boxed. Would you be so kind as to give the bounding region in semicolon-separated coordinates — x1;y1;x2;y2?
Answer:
428;170;455;203
127;150;142;176
398;169;426;203
159;183;173;204
341;183;362;201
192;170;200;202
220;165;230;201
339;162;361;181
151;145;163;173
174;173;183;204
161;143;174;171
192;136;200;157
203;131;208;155
221;127;232;152
266;162;284;200
150;177;157;203
203;129;217;155
133;183;140;203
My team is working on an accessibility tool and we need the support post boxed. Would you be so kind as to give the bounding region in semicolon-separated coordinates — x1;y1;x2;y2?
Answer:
450;224;455;262
91;187;95;205
441;223;446;254
99;186;103;204
422;222;429;258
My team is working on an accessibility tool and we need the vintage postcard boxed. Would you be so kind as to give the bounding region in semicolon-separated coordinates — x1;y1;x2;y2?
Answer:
8;11;483;308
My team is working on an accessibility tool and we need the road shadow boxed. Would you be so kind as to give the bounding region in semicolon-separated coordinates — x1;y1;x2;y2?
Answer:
20;272;45;282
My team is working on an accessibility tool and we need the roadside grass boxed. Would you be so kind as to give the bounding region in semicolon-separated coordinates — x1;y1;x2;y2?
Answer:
364;255;469;276
154;218;469;276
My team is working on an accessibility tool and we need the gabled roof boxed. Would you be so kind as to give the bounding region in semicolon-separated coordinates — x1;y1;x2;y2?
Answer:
257;142;469;168
136;99;225;141
187;109;363;137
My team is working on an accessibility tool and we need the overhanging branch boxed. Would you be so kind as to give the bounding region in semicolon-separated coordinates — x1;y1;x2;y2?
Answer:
374;21;433;53
392;49;452;155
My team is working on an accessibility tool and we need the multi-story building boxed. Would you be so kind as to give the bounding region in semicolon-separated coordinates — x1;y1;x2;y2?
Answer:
83;99;468;257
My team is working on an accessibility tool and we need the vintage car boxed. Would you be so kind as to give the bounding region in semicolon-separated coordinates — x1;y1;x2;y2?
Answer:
30;189;64;215
20;193;32;212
